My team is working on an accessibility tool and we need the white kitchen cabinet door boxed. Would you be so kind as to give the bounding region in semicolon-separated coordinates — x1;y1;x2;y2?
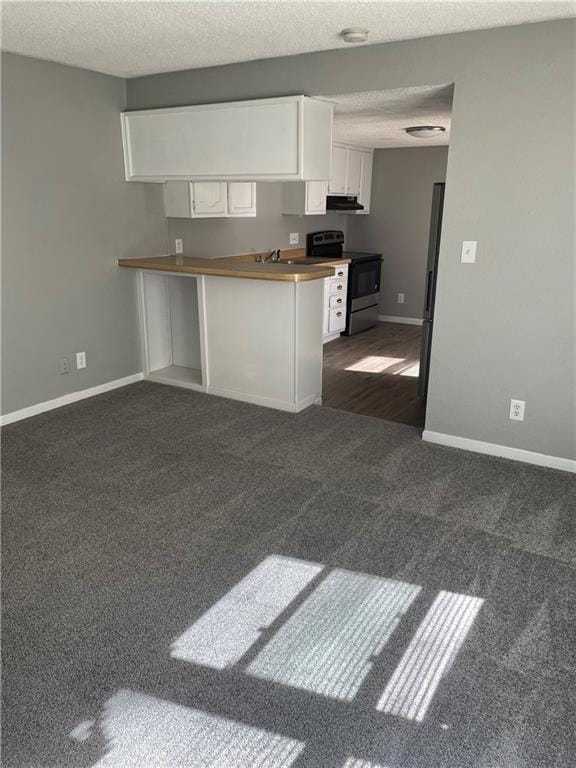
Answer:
192;182;228;217
228;183;257;217
356;150;373;214
282;181;328;216
121;95;333;182
329;146;347;194
346;149;362;196
163;182;193;218
322;264;348;342
305;181;328;214
328;307;346;333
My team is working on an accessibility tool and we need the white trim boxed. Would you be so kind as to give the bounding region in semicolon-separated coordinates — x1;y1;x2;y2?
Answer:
378;315;423;326
208;386;315;413
1;373;144;427
423;430;576;473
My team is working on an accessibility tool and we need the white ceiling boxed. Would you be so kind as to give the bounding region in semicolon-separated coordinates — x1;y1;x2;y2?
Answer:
329;84;453;148
1;1;574;78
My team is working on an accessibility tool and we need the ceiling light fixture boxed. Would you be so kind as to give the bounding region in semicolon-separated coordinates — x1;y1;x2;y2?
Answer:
340;28;369;43
405;126;446;139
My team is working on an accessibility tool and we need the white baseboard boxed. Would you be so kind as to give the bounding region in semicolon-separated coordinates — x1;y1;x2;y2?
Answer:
208;386;315;413
378;315;423;326
323;332;342;344
1;373;144;426
423;430;576;473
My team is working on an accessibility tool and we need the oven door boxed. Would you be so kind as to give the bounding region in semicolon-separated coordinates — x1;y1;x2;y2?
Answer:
349;258;381;309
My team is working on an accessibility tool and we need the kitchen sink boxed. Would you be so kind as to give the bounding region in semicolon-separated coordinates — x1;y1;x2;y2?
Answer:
277;258;328;265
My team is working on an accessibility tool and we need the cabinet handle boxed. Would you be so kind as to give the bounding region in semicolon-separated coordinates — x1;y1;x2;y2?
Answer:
337;298;342;304
337;284;343;290
336;312;342;317
337;271;344;277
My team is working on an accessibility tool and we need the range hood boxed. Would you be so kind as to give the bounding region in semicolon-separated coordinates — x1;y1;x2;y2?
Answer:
326;195;364;211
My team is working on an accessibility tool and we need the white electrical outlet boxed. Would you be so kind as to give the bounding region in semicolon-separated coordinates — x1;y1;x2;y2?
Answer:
76;351;87;370
397;293;405;304
461;240;477;263
59;357;70;375
289;233;299;245
509;399;526;421
175;238;183;254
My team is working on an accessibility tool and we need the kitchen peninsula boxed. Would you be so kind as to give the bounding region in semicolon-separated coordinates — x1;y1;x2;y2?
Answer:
119;252;348;412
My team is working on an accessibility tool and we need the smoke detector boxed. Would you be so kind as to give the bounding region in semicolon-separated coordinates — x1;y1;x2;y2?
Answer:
340;28;369;43
405;126;446;139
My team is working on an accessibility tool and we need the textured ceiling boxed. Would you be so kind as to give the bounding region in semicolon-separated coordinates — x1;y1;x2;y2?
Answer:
1;1;574;78
329;84;453;148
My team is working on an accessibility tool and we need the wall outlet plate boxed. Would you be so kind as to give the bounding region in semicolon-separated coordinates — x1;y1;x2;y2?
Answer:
175;238;183;254
76;351;87;370
59;357;70;375
289;232;299;245
461;240;477;263
397;293;405;304
509;399;526;421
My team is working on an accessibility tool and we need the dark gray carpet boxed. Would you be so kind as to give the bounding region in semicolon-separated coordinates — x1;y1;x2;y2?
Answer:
2;381;576;768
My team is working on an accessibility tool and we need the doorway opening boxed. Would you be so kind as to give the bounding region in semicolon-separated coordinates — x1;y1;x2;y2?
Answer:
319;84;453;428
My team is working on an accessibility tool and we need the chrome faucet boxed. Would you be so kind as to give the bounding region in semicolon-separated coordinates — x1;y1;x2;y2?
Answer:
257;249;281;263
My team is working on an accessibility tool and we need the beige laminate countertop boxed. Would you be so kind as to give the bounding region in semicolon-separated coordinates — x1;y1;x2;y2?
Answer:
117;252;351;282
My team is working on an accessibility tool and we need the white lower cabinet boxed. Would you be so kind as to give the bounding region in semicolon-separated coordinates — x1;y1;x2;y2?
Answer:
137;269;324;412
282;180;328;215
163;181;256;218
329;293;345;309
329;307;346;333
322;265;348;342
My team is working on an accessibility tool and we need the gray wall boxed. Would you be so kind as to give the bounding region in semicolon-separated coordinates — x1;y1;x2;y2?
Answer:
129;19;576;461
347;147;448;319
167;184;346;258
1;53;167;415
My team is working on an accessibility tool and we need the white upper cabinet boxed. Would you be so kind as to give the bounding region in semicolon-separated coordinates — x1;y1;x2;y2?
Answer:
282;180;328;216
355;150;374;215
193;183;228;217
163;181;256;218
345;149;362;196
121;95;333;182
329;144;366;196
327;144;374;212
228;182;256;217
305;181;329;214
329;146;347;194
163;182;193;218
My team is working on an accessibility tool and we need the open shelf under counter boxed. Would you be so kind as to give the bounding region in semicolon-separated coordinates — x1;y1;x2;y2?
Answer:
138;270;207;392
146;365;203;390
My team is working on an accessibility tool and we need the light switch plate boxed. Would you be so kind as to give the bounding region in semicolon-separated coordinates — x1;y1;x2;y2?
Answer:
461;240;477;263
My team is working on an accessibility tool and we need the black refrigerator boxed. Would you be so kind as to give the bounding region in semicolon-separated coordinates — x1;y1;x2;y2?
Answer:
418;183;445;399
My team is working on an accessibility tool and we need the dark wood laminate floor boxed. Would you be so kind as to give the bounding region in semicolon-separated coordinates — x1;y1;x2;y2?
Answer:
322;322;426;427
